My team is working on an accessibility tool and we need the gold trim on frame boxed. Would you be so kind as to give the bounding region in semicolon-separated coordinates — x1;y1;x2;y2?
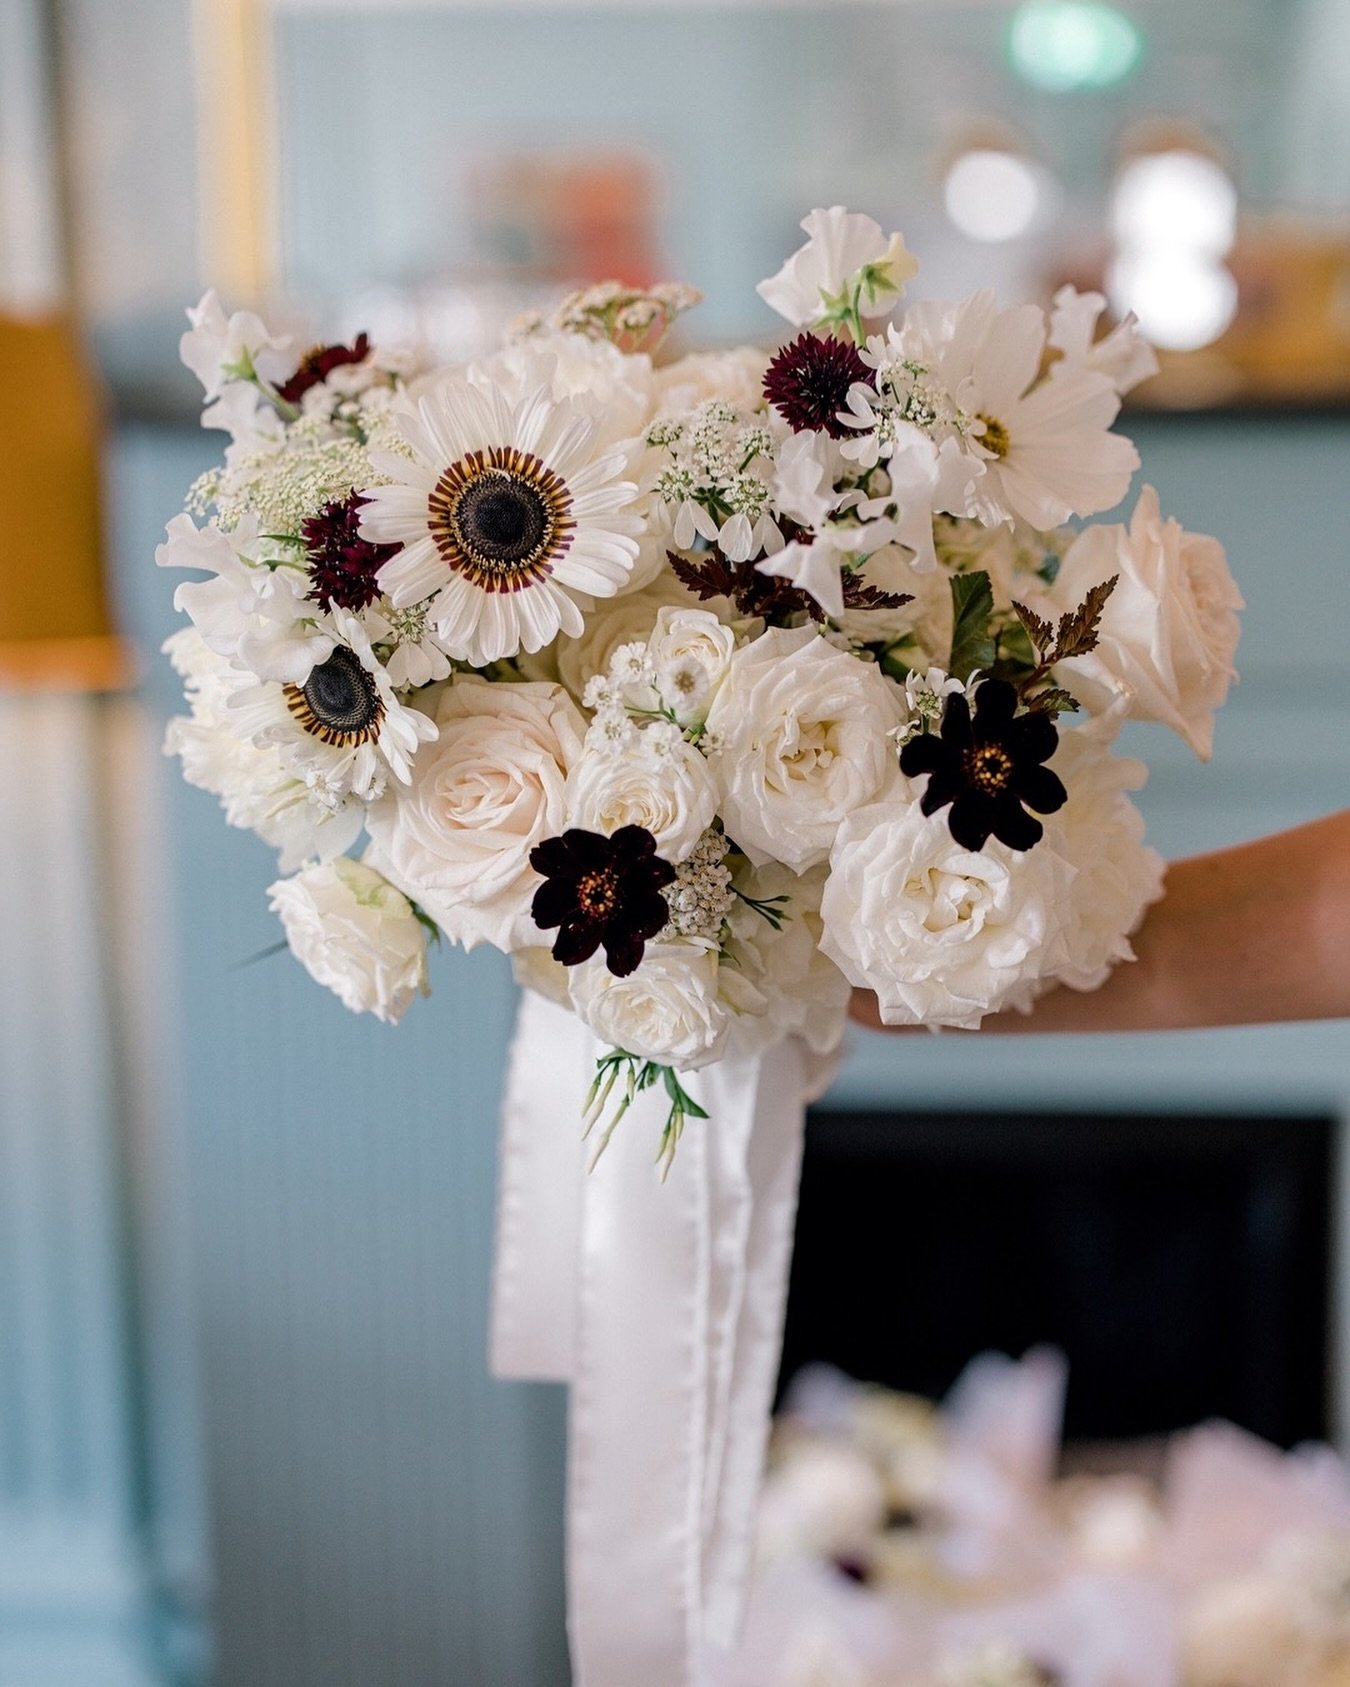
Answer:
191;0;276;299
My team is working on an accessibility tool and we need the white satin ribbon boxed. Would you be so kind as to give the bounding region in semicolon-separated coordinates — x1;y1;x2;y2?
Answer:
490;994;811;1687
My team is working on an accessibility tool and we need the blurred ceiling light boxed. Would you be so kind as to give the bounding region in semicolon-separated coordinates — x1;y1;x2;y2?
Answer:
1009;1;1144;92
1108;250;1238;351
1112;149;1238;257
943;149;1049;243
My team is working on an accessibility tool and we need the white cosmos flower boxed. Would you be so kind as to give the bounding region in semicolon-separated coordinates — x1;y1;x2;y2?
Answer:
157;512;334;685
758;207;919;329
897;290;1139;529
359;372;644;668
1048;285;1159;396
268;856;430;1025
228;614;437;801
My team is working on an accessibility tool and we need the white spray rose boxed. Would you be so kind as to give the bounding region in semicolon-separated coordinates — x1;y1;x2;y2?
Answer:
705;626;904;871
1050;485;1243;759
571;941;731;1070
645;606;737;725
555;574;699;703
565;734;717;864
364;677;585;952
267;856;430;1024
722;861;851;1059
820;785;1076;1028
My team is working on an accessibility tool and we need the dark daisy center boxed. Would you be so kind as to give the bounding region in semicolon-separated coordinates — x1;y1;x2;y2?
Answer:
455;475;549;563
288;646;384;744
575;868;619;919
428;447;573;593
964;742;1014;794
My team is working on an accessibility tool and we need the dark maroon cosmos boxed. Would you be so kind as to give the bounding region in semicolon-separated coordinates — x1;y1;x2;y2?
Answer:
301;493;398;612
763;331;870;438
899;678;1067;852
530;826;676;977
277;333;372;406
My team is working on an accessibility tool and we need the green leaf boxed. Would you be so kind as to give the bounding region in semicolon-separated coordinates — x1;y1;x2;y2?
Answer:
948;570;996;683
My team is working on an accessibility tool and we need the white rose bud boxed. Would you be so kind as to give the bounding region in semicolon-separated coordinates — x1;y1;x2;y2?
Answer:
646;606;737;726
364;676;585;952
267;857;430;1024
705;626;904;871
556;575;697;703
571;941;730;1070
820;786;1076;1029
564;735;717;864
1051;485;1243;760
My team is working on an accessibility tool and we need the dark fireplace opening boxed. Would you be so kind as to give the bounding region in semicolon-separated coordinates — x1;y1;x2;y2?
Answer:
779;1108;1336;1448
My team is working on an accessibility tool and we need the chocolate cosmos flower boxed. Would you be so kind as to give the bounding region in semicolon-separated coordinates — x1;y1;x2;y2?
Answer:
277;333;372;405
899;679;1067;852
530;826;676;977
762;332;870;438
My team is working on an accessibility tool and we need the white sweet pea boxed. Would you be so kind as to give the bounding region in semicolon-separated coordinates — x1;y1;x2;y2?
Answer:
645;606;736;726
363;677;585;952
156;511;334;685
704;626;904;871
1048;285;1159;396
1050;485;1243;760
180;289;293;404
758;207;919;330
820;786;1076;1029
267;856;430;1025
571;940;731;1070
564;736;717;864
755;528;857;620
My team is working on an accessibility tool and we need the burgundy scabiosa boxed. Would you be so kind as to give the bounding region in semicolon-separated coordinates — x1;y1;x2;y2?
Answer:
301;493;398;611
899;678;1067;852
763;331;870;438
277;333;372;406
530;826;676;977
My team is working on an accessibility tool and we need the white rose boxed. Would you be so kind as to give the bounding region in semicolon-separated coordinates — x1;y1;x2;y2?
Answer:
555;573;699;703
1049;485;1243;759
820;785;1076;1029
1028;728;1165;998
267;856;429;1024
705;626;905;871
651;346;771;417
472;332;657;456
645;606;737;725
565;735;717;863
364;676;585;951
723;861;851;1058
571;941;730;1069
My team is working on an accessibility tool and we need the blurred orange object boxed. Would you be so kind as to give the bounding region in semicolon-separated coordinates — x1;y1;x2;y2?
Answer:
0;315;129;690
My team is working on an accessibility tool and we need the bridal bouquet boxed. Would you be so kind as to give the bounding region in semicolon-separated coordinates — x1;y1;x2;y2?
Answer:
161;207;1241;1162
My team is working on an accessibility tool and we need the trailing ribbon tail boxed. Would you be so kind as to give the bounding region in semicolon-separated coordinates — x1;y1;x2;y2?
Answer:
490;992;812;1686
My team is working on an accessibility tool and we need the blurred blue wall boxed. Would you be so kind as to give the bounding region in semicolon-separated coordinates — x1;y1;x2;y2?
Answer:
108;406;1350;1687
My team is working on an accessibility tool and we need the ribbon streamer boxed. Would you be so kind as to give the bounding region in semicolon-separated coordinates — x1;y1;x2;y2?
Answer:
490;992;812;1685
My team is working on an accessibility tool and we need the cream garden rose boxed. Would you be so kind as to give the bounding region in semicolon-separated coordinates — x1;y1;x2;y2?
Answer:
705;626;904;871
267;856;429;1024
1049;484;1243;760
820;785;1076;1029
564;733;717;864
645;606;737;725
570;940;731;1069
555;574;701;703
364;676;585;952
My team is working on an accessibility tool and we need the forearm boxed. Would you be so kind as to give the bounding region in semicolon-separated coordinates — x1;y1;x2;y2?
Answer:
851;810;1350;1034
